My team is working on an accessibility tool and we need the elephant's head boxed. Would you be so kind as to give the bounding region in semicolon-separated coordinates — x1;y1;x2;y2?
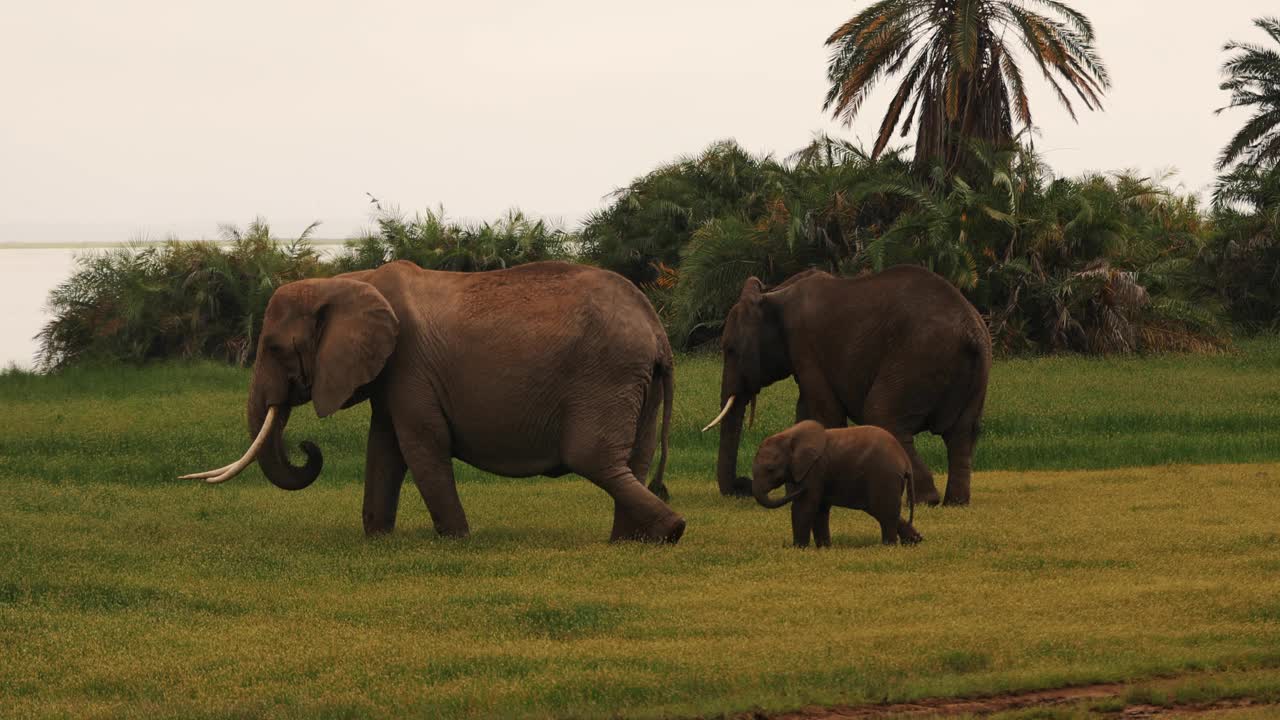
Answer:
704;277;792;495
180;277;398;490
752;421;826;509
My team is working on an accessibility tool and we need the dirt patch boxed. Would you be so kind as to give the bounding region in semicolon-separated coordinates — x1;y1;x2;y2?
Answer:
728;681;1274;719
1121;700;1265;718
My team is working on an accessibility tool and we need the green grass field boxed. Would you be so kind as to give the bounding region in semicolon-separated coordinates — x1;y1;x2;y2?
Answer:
2;341;1280;718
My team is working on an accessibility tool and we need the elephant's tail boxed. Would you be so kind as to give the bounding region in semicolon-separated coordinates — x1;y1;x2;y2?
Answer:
649;362;674;494
904;468;915;526
959;328;992;441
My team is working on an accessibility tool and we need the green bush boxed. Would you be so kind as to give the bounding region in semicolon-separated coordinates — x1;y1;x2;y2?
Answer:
886;150;1231;355
330;206;571;274
37;220;326;371
37;139;1279;371
36;209;573;370
647;138;1231;354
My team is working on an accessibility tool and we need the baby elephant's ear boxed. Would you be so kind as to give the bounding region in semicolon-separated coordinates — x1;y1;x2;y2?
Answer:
313;279;399;418
791;422;828;485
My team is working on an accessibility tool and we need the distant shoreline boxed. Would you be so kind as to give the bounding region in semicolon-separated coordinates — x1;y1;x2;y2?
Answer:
0;239;351;250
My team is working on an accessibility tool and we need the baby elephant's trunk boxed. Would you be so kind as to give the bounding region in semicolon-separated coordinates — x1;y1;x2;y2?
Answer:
753;481;806;509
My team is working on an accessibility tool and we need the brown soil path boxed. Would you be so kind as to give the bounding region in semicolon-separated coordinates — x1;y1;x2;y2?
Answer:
724;678;1279;719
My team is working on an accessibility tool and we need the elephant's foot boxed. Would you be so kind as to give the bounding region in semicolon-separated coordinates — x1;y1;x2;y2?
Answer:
917;487;942;506
941;492;970;507
648;482;671;503
362;515;397;538
897;520;923;545
653;514;686;544
720;476;753;498
432;520;471;540
611;511;685;544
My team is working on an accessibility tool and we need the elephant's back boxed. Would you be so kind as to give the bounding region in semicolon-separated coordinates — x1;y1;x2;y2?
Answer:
388;260;664;388
840;425;911;469
432;262;665;381
793;266;987;371
843;266;980;327
460;261;648;312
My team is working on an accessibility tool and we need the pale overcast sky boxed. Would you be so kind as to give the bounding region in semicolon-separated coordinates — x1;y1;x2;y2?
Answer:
1;1;1275;243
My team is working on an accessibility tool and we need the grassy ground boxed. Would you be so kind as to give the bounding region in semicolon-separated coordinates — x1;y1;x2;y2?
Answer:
2;341;1280;718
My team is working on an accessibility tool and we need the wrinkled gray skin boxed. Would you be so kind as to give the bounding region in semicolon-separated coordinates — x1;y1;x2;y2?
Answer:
244;260;684;543
752;421;921;547
716;265;991;506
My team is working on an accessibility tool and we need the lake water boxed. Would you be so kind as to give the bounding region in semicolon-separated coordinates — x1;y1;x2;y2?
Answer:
0;245;344;370
1;249;80;369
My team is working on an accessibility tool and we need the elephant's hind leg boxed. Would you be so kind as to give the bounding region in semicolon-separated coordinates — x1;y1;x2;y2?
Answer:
576;455;683;544
941;429;976;506
596;466;685;543
363;400;408;536
812;502;832;548
877;515;900;545
892;437;940;507
862;385;941;506
565;389;684;543
897;518;923;544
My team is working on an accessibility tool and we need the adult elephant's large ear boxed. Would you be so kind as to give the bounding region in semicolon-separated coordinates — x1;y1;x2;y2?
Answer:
732;277;767;386
790;421;828;486
313;279;399;418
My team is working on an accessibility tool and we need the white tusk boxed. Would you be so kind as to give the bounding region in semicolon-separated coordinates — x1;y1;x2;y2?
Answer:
701;395;736;433
179;406;278;484
177;462;236;480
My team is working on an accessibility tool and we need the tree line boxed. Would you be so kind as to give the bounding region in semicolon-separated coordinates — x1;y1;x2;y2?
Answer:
34;6;1280;369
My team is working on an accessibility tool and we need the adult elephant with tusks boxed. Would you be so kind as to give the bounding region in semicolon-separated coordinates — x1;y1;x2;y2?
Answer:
181;260;685;544
703;265;991;507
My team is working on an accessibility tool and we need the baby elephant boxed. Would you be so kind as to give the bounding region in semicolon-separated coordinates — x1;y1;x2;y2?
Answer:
752;421;922;547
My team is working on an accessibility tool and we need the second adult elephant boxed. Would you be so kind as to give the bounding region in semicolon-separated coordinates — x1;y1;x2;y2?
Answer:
182;260;685;543
704;265;991;506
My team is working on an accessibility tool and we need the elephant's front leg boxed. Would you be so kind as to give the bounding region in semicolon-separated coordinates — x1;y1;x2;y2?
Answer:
792;373;847;430
362;400;407;536
393;415;470;539
408;453;469;538
789;493;819;548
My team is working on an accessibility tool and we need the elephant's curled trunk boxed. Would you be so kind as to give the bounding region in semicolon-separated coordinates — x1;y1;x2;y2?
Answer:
753;480;805;509
249;399;322;491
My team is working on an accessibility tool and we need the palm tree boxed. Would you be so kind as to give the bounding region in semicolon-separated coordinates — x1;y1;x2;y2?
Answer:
1207;163;1280;331
1216;17;1280;173
823;0;1110;170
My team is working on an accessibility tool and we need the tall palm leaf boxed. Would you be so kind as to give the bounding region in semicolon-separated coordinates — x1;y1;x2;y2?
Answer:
824;0;1109;170
1216;17;1280;172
